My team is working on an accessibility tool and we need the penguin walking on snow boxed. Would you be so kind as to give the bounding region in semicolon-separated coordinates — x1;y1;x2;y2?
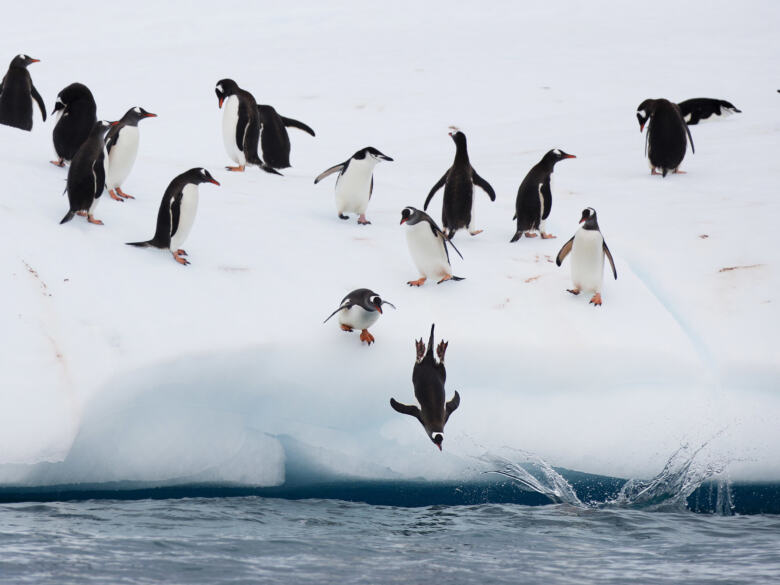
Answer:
511;149;576;242
256;104;315;170
636;98;694;176
390;324;461;451
314;147;393;224
51;83;97;167
424;127;495;238
105;106;157;201
126;168;220;265
677;98;741;125
555;207;617;306
0;54;46;131
400;207;464;286
323;288;396;345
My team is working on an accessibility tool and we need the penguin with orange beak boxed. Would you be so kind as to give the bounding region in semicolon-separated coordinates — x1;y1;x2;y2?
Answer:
0;54;46;131
323;288;395;345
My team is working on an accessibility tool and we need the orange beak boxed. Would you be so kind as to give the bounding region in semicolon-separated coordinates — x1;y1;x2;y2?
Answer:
375;304;383;314
209;179;221;186
218;97;224;109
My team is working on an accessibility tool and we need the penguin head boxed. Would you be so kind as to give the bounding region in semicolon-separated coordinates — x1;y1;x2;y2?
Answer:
359;290;396;314
10;54;39;68
400;206;423;225
636;99;657;132
96;120;116;135
448;126;467;147
124;106;158;125
431;432;444;451
215;79;239;109
52;83;92;115
190;167;221;186
354;147;394;163
544;148;577;166
579;207;599;229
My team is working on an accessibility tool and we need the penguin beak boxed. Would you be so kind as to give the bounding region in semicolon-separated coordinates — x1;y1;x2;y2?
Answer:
218;97;224;109
380;155;394;162
374;304;383;314
110;121;120;126
436;443;442;451
209;179;221;186
579;217;586;224
144;113;158;118
30;59;40;64
564;154;576;159
639;122;645;132
400;218;408;225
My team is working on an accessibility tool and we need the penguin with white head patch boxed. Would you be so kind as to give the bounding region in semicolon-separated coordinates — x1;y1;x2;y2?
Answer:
314;147;393;224
636;98;694;176
555;207;617;306
677;98;741;125
51;82;96;167
256;104;315;170
400;207;464;286
0;54;46;131
323;288;396;345
105;106;157;201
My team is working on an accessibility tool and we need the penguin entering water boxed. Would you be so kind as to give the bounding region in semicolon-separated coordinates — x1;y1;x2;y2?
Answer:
677;98;741;125
0;54;46;131
511;149;576;242
400;207;464;286
636;98;694;176
51;83;96;167
314;147;393;224
323;288;396;345
105;106;157;201
390;324;461;451
256;104;315;170
555;207;617;306
424;127;495;238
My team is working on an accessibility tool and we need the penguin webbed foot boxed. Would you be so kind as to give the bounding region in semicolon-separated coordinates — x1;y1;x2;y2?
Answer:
175;249;188;257
357;214;371;225
173;252;190;266
651;168;662;176
415;338;426;362
672;169;687;174
524;232;538;238
436;275;455;284
76;211;87;217
117;187;135;199
50;159;65;168
540;232;556;240
589;293;603;306
226;165;245;172
468;229;483;236
567;288;580;296
436;340;448;363
338;214;349;220
407;278;427;287
340;324;353;332
359;329;375;345
87;215;103;225
109;189;124;202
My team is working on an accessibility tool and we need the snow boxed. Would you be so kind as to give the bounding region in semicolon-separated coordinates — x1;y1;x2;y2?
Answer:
0;0;778;487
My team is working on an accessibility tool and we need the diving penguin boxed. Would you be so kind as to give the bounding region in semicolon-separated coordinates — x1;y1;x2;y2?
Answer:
677;98;741;125
60;120;113;225
390;324;461;451
256;104;315;170
314;147;394;224
51;82;97;167
0;54;46;131
400;207;464;286
636;98;694;176
323;288;396;345
105;106;157;201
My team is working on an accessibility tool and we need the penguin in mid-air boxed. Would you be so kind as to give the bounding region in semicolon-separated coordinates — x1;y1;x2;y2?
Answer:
214;79;280;175
424;127;495;238
636;98;694;176
126;168;220;265
390;324;461;451
256;104;315;170
555;207;617;307
0;54;46;131
60;120;113;226
400;207;464;286
51;83;97;167
511;149;576;242
323;288;396;345
105;106;157;201
314;147;394;224
677;98;741;125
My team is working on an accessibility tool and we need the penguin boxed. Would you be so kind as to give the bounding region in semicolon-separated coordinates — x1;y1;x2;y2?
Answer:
0;54;46;131
50;83;97;167
677;98;741;125
60;120;113;226
214;79;281;175
314;147;394;224
400;207;464;286
423;127;495;238
323;288;396;345
104;106;157;201
256;104;315;170
510;149;576;242
555;207;617;307
636;99;694;176
126;168;220;265
390;324;460;451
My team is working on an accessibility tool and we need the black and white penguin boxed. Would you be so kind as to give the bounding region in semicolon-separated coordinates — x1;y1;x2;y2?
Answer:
423;127;495;238
510;149;576;242
60;120;113;225
677;98;741;125
105;106;157;201
51;83;97;167
0;54;46;131
636;99;694;176
214;79;280;175
400;207;464;286
126;168;220;265
555;207;617;306
323;288;396;345
314;147;394;224
256;104;315;170
390;324;461;451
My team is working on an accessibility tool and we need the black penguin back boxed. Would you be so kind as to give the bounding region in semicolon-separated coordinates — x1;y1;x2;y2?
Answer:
646;99;688;173
412;324;447;428
442;133;474;232
0;65;33;130
53;83;97;162
514;160;550;233
257;105;291;169
66;122;109;212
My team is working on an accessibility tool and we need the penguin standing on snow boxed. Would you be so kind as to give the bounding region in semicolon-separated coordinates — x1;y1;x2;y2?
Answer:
105;106;157;201
677;98;741;125
511;149;576;242
390;324;461;451
126;168;220;265
256;104;315;170
424;127;495;238
400;207;464;286
323;288;396;345
636;98;694;176
51;83;97;167
314;147;393;224
0;54;46;131
555;207;617;306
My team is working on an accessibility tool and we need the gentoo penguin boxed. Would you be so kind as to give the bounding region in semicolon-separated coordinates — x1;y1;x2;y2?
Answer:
214;79;280;175
677;98;741;125
314;147;394;224
51;83;97;167
400;206;464;286
126;168;220;265
390;324;461;451
256;104;315;170
423;127;495;238
0;54;46;131
323;288;396;345
105;106;157;201
511;149;576;242
636;98;694;176
60;120;113;225
555;207;617;306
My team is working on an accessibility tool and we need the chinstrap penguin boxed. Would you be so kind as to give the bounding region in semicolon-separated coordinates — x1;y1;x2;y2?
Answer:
105;106;157;201
60;120;113;225
400;207;464;286
323;288;396;345
256;104;315;170
0;54;46;131
677;98;741;125
636;98;694;176
51;82;97;167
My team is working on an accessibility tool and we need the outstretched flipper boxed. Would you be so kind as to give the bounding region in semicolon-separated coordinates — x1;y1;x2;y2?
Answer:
281;116;315;136
423;171;448;210
322;302;352;323
444;391;460;422
603;241;617;279
390;398;422;422
314;162;345;184
31;85;46;122
555;236;574;266
472;170;496;201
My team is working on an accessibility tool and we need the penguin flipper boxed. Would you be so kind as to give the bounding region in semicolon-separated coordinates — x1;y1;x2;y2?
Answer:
314;162;345;184
472;169;496;201
556;236;574;266
281;116;315;137
31;84;46;122
424;171;448;210
390;398;422;422
444;391;460;422
603;241;617;280
540;181;552;220
105;125;120;153
672;102;695;154
323;303;351;324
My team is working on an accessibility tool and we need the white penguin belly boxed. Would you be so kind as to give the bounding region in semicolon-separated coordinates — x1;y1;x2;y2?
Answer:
338;305;379;330
406;222;451;279
570;229;605;293
335;159;375;215
221;96;245;166
106;126;139;189
170;184;199;251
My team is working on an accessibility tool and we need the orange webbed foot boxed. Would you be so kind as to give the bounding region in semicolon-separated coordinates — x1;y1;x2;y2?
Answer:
87;215;103;225
359;329;375;345
541;233;556;239
173;252;190;266
589;293;602;306
437;274;453;284
567;288;580;296
407;278;427;287
116;187;135;199
340;324;354;332
469;229;483;236
50;159;65;168
226;165;245;172
524;232;538;238
109;189;123;202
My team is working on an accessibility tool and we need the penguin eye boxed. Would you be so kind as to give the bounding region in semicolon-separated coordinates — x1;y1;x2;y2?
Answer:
134;107;141;114
371;296;381;305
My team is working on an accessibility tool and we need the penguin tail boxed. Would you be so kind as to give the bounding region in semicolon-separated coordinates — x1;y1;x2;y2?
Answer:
60;210;75;224
426;324;436;359
126;240;151;248
662;168;669;178
260;164;283;176
510;230;522;243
